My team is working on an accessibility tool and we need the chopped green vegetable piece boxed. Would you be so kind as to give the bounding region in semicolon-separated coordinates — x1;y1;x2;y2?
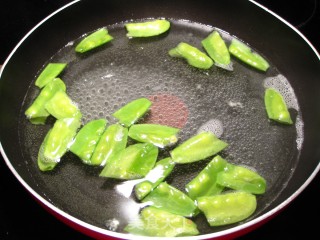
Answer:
90;123;128;166
135;157;175;200
70;119;107;164
35;63;67;88
169;42;214;69
128;123;179;148
142;182;198;217
75;28;113;53
38;117;81;171
202;31;232;70
217;163;267;194
229;38;269;71
100;143;158;180
124;206;199;237
37;129;54;171
170;131;228;164
112;98;152;127
125;19;170;37
25;78;66;125
264;88;293;124
185;155;227;200
45;91;82;120
197;191;257;226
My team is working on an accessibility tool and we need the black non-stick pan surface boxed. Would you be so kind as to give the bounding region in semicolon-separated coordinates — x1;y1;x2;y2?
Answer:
1;0;320;239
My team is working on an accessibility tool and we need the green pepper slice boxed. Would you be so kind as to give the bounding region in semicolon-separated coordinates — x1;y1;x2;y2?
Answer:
202;31;232;70
169;42;214;69
75;28;113;53
35;63;67;88
135;157;175;200
170;131;228;164
217;163;267;194
38;117;81;171
99;143;158;180
125;19;170;37
124;206;199;237
90;123;128;166
128;123;179;148
112;98;152;127
185;155;227;200
69;119;107;164
142;182;198;217
264;88;293;124
25;78;66;125
197;191;257;226
45;91;82;120
229;38;270;71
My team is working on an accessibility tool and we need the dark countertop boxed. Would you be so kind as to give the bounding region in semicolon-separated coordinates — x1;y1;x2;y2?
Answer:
1;0;319;239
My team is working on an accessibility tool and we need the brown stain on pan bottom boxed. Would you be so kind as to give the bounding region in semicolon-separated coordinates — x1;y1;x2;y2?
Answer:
143;93;189;129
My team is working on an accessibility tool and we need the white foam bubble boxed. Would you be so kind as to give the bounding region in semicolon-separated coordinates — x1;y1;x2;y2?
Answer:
197;119;224;138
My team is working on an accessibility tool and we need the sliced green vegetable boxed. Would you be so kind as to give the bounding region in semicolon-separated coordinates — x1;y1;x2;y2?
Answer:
112;98;152;127
169;42;214;69
35;63;67;88
69;119;107;164
100;143;158;180
142;182;198;217
217;163;267;194
229;38;269;71
25;78;66;125
75;28;113;53
124;206;199;237
45;91;82;120
38;117;81;171
197;191;257;226
90;123;128;166
135;157;175;200
125;19;170;38
264;88;293;124
37;129;54;171
202;31;232;70
185;155;227;200
128;123;179;148
170;131;228;164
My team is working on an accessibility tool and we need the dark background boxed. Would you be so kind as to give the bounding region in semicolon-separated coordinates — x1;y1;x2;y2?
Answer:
0;0;319;239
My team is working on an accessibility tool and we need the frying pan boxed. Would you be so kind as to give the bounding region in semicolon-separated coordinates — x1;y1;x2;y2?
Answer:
1;0;320;239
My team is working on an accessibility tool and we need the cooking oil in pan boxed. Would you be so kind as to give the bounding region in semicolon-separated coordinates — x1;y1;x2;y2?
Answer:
19;19;303;234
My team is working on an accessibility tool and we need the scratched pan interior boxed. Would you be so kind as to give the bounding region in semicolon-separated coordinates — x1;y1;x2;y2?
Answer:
1;0;320;239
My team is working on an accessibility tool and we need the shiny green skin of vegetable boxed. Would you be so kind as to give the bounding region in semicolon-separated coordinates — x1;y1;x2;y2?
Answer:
25;78;66;125
69;119;107;164
35;63;67;88
45;91;82;120
264;88;293;124
99;143;158;179
124;206;199;237
170;131;228;164
75;28;113;53
112;98;152;127
229;38;269;71
169;42;213;69
202;31;232;69
217;163;267;194
38;117;81;171
90;124;128;166
142;182;198;217
197;191;257;226
135;157;175;200
37;129;54;171
128;123;179;148
125;19;170;37
186;155;227;200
